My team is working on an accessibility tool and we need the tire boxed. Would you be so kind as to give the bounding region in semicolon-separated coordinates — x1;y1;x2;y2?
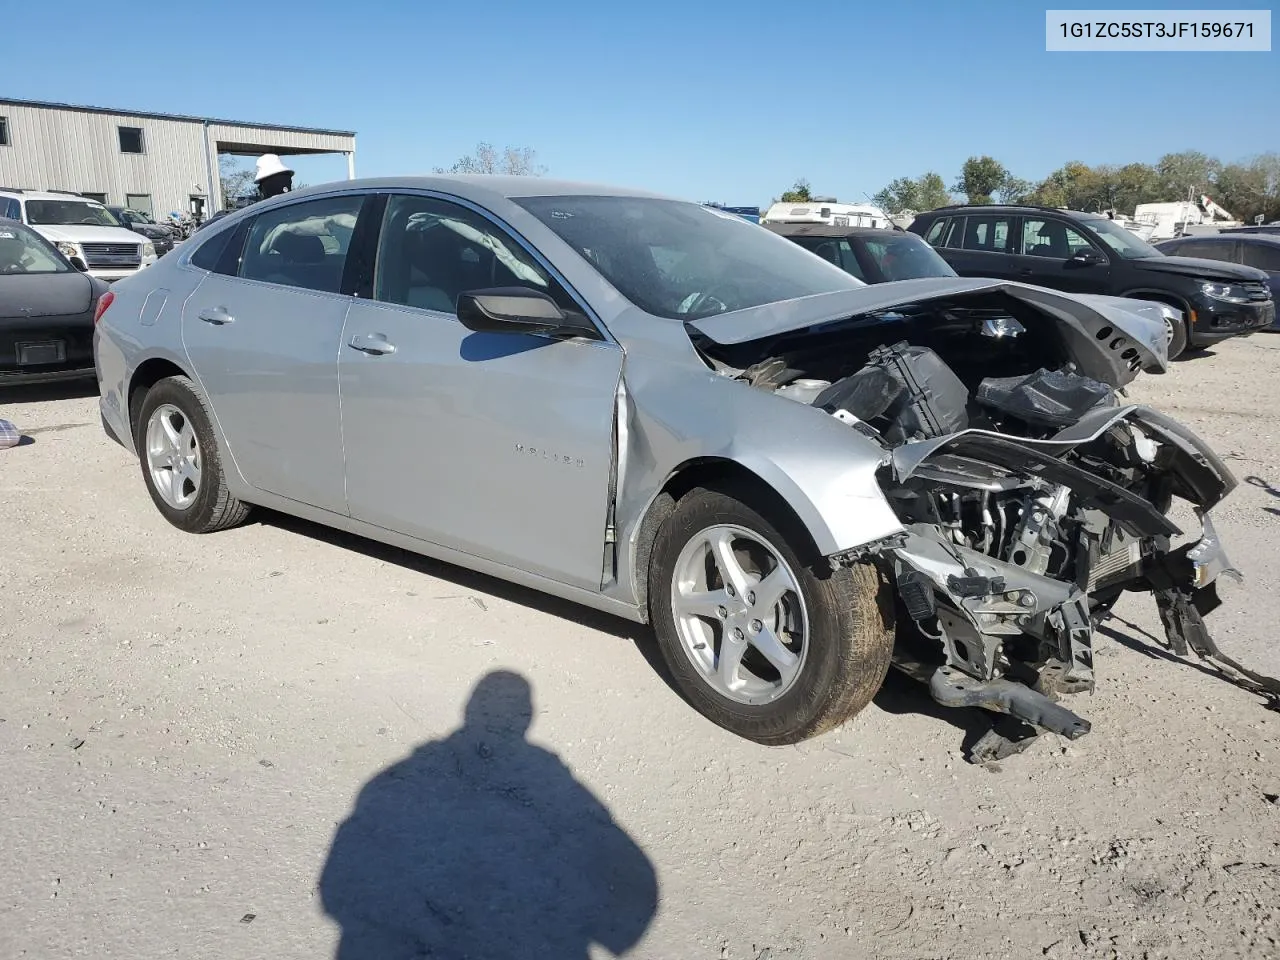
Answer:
1165;311;1188;361
134;375;250;533
647;484;894;745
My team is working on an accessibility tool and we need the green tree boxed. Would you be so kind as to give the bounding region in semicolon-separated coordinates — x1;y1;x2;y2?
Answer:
1156;150;1222;200
916;172;952;211
953;156;1010;205
1217;156;1280;223
997;176;1033;204
872;172;952;214
1030;161;1101;210
218;155;256;206
779;178;814;203
871;176;920;214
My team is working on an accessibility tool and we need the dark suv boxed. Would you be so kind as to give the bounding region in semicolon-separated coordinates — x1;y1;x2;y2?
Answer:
909;204;1275;358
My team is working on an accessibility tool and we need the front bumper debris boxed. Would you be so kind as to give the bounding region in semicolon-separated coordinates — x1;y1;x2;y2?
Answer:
883;503;1276;760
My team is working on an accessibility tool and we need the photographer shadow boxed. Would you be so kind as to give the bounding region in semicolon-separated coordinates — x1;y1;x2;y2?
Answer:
319;670;659;960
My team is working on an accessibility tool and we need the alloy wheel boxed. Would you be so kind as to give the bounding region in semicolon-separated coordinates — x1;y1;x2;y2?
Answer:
145;403;202;510
670;524;809;705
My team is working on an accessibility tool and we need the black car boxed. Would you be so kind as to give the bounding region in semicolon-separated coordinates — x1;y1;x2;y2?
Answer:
107;206;175;256
764;224;956;283
909;204;1275;358
1156;233;1280;330
0;217;110;383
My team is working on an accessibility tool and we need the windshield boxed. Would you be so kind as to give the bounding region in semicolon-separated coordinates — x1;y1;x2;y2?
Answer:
0;222;70;274
515;196;862;319
1082;217;1163;259
26;199;121;228
861;234;956;281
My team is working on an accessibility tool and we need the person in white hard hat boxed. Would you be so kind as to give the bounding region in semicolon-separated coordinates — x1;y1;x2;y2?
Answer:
254;154;295;201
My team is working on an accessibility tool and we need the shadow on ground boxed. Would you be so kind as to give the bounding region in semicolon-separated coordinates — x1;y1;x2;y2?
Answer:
873;668;1001;757
0;378;98;405
1244;476;1280;517
319;670;659;960
258;509;686;701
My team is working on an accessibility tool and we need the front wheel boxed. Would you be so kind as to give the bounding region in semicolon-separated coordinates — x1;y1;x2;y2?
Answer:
1164;311;1188;361
648;486;894;745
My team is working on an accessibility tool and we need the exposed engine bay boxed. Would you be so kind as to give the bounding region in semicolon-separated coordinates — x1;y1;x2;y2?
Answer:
693;289;1276;760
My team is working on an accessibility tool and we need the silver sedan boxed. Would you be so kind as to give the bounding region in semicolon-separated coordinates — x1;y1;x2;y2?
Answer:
94;177;1240;747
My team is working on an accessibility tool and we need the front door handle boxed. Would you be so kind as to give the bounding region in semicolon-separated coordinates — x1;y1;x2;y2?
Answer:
198;308;234;325
348;333;397;356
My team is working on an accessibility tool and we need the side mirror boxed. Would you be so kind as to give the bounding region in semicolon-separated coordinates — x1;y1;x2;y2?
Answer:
456;288;597;339
69;256;90;272
1070;248;1106;266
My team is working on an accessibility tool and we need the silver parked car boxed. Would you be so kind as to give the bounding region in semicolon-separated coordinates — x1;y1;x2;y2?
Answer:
94;177;1241;748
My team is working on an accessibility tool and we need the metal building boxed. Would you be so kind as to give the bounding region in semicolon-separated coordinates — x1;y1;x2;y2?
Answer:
0;97;355;220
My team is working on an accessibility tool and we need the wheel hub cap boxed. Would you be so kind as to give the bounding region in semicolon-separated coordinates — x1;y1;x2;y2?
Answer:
144;403;202;510
670;523;809;705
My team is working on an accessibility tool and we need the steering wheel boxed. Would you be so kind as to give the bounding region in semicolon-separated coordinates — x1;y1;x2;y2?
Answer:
680;292;730;316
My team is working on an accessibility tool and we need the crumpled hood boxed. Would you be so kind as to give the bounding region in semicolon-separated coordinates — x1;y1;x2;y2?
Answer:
1131;255;1269;284
33;224;146;246
687;277;1167;387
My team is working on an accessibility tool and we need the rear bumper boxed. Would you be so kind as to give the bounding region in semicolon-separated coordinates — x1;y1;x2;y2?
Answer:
0;364;95;385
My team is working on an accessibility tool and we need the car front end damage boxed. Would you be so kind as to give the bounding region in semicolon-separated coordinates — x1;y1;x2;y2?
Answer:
687;278;1275;753
873;403;1240;746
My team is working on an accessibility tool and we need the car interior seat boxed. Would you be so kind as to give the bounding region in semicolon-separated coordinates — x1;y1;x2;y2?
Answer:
0;235;29;272
264;230;336;291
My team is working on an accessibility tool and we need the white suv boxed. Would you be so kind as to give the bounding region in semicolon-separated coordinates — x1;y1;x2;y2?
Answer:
0;189;157;282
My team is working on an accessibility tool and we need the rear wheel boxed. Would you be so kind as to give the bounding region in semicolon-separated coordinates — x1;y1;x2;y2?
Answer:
648;485;894;745
135;375;250;533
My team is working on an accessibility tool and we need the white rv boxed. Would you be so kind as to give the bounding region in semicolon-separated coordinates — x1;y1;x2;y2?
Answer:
761;200;892;229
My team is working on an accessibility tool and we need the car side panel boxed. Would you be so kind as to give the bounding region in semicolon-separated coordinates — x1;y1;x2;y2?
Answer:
179;273;351;515
339;297;625;591
601;331;905;608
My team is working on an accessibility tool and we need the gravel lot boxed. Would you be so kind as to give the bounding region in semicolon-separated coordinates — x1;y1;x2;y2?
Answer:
2;336;1278;960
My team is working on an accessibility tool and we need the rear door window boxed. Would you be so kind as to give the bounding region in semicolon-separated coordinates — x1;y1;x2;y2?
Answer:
240;195;364;293
797;237;866;280
1241;242;1280;272
1174;239;1239;263
961;216;1011;253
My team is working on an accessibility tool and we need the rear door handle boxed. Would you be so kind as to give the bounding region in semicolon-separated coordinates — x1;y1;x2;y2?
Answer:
347;333;397;356
198;308;234;325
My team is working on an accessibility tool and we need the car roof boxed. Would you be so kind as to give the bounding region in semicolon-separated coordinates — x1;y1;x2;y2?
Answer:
764;223;909;239
0;189;101;202
272;175;671;208
1164;233;1280;246
919;204;1100;221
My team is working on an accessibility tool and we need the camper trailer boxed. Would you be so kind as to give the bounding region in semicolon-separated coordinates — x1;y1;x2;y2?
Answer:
761;199;892;229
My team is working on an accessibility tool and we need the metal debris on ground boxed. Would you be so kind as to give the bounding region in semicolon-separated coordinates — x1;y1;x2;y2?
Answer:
0;419;21;449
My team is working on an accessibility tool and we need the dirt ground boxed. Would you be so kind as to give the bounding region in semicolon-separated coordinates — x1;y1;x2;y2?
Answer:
2;335;1279;960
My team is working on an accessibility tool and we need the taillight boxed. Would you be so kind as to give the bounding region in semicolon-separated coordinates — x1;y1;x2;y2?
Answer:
94;290;115;324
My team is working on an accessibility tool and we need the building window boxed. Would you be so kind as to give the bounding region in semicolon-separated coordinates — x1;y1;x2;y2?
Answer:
118;126;144;154
0;117;9;146
81;193;109;205
126;194;154;216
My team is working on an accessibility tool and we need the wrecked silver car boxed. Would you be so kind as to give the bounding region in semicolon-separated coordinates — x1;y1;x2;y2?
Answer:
95;180;1245;749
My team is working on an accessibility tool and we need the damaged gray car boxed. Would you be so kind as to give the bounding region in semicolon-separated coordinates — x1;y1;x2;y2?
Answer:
95;179;1246;749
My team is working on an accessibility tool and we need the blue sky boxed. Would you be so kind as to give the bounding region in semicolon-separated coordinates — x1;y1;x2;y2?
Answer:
3;0;1275;206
